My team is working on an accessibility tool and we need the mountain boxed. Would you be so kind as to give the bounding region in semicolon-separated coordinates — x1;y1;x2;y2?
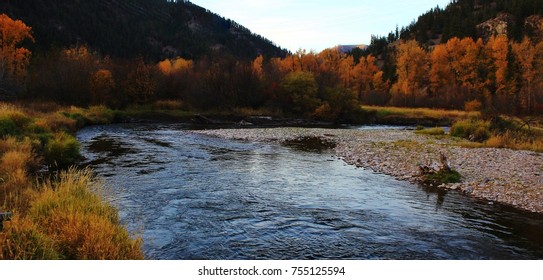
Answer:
357;0;543;82
365;0;543;56
333;44;367;53
0;0;286;61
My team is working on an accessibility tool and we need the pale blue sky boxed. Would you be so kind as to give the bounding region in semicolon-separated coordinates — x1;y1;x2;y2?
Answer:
190;0;452;52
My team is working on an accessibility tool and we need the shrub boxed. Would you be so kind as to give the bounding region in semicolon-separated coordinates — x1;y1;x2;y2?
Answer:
450;118;491;142
0;118;19;137
464;100;482;112
44;132;81;168
0;103;32;136
424;169;462;185
83;106;115;125
61;108;87;129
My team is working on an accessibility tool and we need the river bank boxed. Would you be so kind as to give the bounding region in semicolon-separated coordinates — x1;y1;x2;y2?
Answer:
195;127;543;214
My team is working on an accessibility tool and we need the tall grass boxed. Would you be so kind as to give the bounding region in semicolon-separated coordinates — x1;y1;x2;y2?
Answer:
0;102;143;259
28;168;143;260
363;105;479;121
449;115;543;152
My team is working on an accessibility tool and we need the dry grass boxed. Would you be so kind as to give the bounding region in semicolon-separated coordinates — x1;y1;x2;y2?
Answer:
486;132;543;152
232;107;284;117
83;106;115;125
0;102;143;259
363;105;479;120
415;127;446;136
35;112;78;133
0;137;39;210
153;100;185;110
0;215;59;260
29;168;143;259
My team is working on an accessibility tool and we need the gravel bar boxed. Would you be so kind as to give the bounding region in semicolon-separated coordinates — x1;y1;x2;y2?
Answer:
194;127;543;214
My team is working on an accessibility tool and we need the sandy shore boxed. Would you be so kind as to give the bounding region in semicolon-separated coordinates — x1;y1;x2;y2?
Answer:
195;127;543;214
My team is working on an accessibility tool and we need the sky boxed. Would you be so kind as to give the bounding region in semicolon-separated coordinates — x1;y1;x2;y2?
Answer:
189;0;452;52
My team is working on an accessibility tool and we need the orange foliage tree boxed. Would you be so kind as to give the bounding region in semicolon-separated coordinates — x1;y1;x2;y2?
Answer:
392;40;429;105
0;14;33;95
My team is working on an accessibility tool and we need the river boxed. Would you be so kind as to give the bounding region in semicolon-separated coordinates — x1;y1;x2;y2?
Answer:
77;123;543;260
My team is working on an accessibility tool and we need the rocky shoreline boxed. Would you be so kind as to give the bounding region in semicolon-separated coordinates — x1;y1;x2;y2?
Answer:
195;127;543;214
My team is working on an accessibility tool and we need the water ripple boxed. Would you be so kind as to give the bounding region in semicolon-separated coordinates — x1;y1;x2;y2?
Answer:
77;124;543;260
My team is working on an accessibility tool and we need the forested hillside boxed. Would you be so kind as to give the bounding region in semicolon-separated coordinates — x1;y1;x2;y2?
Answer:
364;0;543;56
0;0;285;60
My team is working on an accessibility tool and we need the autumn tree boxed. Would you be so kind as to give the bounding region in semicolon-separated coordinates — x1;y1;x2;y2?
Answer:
251;55;264;80
124;58;156;104
486;35;510;95
156;57;193;100
157;57;193;76
428;37;484;108
512;37;543;113
280;71;320;115
392;40;429;106
89;69;116;106
0;14;33;96
26;45;101;105
353;55;380;94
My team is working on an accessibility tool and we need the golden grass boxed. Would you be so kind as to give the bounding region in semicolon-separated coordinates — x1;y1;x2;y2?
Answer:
36;112;78;132
0;215;59;260
485;132;543;152
0;102;143;259
363;105;479;120
414;127;446;136
29;168;143;259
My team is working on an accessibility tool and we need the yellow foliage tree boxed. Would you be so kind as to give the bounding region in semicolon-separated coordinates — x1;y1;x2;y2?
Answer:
251;55;264;79
157;57;193;76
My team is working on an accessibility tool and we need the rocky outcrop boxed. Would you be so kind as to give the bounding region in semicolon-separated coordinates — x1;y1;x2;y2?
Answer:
525;15;543;43
477;13;515;42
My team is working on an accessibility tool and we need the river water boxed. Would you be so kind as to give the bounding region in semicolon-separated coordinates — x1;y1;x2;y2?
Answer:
77;123;543;260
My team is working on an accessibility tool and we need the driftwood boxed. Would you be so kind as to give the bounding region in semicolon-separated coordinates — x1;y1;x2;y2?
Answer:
418;152;451;176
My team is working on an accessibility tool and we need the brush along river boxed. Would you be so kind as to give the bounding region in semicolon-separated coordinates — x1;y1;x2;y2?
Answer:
77;124;543;259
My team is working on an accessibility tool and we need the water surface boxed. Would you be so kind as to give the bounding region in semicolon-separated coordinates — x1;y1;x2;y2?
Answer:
77;123;543;260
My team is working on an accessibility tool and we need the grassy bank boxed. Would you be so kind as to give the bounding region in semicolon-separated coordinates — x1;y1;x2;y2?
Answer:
449;116;543;153
364;105;543;153
363;105;479;126
0;102;143;259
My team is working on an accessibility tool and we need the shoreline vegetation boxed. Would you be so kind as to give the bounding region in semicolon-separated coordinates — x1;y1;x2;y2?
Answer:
0;103;143;259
